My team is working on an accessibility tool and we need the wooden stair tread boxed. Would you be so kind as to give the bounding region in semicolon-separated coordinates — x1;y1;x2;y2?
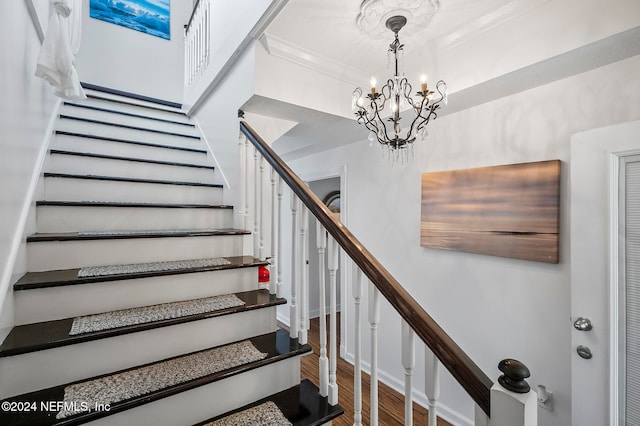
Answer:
194;379;344;426
0;290;283;357
62;102;194;127
59;115;199;139
49;149;214;169
36;201;233;209
15;256;265;290
0;330;309;425
55;131;207;154
43;172;223;188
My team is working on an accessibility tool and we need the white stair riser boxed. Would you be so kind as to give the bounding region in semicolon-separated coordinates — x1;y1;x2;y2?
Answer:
61;105;198;135
0;307;278;398
82;93;190;123
46;154;217;184
36;205;233;233
43;177;223;204
53;134;209;165
57;119;201;149
89;357;300;426
15;267;259;324
27;235;245;271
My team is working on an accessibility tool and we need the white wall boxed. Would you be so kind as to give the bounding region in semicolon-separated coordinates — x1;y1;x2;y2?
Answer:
195;46;256;212
286;56;640;425
0;2;59;340
75;0;192;102
183;0;279;111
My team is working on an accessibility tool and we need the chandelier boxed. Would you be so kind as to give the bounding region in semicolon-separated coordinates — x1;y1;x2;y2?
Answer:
351;15;447;153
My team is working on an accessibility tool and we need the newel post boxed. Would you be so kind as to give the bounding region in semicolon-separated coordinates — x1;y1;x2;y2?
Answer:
476;359;537;426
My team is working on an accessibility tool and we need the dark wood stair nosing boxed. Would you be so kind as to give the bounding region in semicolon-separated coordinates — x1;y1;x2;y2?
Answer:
43;172;223;188
0;330;310;426
14;256;266;291
35;201;233;209
59;115;200;140
55;131;207;154
0;290;285;358
62;102;194;127
26;229;249;243
193;379;344;426
81;82;183;109
49;149;214;170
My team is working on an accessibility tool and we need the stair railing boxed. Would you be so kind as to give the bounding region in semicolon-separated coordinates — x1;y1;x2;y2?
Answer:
184;0;210;88
239;120;538;426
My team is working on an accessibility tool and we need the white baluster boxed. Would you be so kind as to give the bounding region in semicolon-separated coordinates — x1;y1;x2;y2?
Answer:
269;168;277;295
425;346;440;426
259;156;265;260
289;193;299;340
402;321;415;426
253;148;260;259
204;0;210;67
316;221;328;397
369;283;381;426
298;204;309;344
244;138;250;231
353;268;364;426
328;235;339;405
238;133;246;229
276;177;284;297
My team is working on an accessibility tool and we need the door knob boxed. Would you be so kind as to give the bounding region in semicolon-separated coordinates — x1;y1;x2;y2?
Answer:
573;317;592;331
577;345;593;359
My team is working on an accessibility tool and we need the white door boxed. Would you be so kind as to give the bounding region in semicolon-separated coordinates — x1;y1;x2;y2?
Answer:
571;120;640;426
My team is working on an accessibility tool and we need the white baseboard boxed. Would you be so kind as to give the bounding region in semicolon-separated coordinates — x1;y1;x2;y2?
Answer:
343;351;474;426
0;99;61;324
192;116;230;190
308;304;342;319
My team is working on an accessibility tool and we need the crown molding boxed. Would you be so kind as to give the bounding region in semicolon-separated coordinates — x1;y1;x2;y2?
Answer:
436;0;552;51
259;33;369;87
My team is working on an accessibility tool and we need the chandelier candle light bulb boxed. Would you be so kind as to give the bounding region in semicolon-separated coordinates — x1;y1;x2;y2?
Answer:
352;15;447;155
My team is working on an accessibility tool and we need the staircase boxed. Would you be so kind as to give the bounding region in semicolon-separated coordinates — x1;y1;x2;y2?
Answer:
0;87;343;425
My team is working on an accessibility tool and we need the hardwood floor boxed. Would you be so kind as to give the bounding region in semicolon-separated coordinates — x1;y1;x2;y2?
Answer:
298;315;452;426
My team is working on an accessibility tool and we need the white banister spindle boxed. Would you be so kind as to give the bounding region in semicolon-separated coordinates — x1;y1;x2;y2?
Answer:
185;0;212;88
289;193;299;340
402;321;415;426
425;346;441;426
316;221;329;397
276;177;284;297
327;235;339;405
269;168;277;295
244;138;250;231
253;148;260;259
237;133;246;228
298;205;309;344
259;156;265;260
353;268;364;426
369;283;381;426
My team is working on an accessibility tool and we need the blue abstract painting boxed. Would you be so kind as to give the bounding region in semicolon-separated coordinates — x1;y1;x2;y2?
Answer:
90;0;170;40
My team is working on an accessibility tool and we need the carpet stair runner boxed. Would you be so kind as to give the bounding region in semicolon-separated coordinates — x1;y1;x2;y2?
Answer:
196;380;343;426
0;85;343;425
0;330;311;425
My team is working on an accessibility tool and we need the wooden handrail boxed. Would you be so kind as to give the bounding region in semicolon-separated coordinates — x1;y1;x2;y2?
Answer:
240;121;493;416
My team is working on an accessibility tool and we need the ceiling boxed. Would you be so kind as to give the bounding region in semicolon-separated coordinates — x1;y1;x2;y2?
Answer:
252;0;638;159
265;0;530;79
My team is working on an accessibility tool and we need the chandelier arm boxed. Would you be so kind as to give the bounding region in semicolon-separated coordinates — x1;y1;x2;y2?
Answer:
435;80;447;103
372;106;394;144
406;98;431;138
